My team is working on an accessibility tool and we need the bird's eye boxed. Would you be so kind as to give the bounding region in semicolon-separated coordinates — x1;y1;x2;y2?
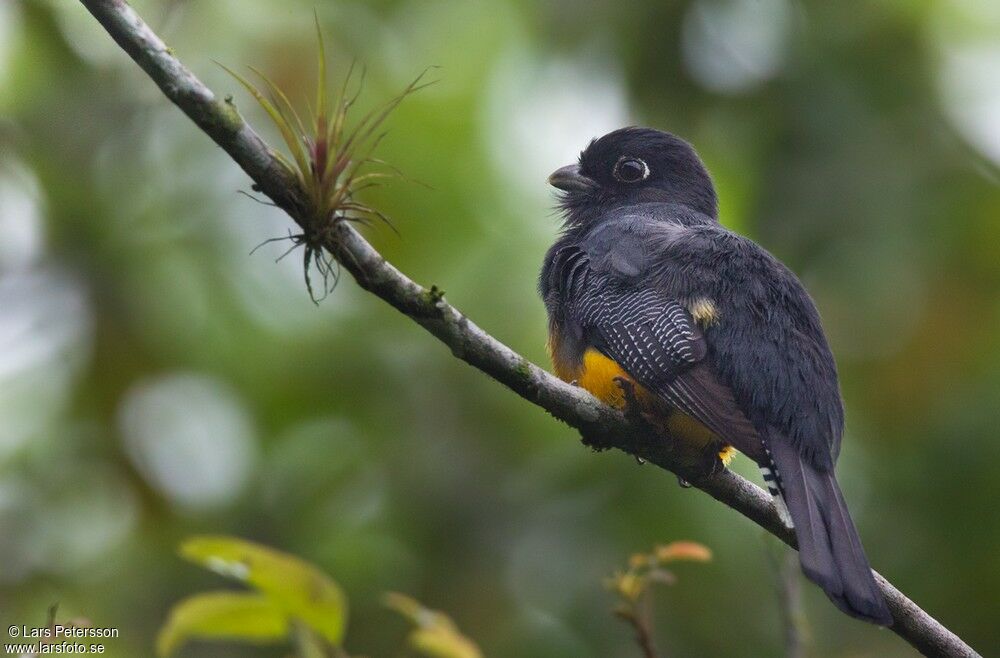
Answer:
613;156;649;183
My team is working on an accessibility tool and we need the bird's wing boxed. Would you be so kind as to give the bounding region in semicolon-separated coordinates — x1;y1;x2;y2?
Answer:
573;278;765;463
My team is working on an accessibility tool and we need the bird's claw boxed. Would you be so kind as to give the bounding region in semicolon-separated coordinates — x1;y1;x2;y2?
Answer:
612;376;667;462
676;443;726;489
696;441;726;479
613;376;641;418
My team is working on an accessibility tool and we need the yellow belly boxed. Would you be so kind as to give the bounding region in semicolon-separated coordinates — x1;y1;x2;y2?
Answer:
551;344;735;464
571;348;636;408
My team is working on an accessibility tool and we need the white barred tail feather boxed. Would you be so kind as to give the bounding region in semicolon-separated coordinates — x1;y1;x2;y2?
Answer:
759;464;794;529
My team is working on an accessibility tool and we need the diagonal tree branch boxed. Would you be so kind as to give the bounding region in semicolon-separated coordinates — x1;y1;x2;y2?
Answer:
77;2;978;656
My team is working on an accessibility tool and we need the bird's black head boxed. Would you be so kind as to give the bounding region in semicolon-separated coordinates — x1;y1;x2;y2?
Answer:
549;127;718;223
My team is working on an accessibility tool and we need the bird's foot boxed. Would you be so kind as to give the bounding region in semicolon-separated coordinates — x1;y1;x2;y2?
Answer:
612;376;663;459
613;377;650;425
614;376;638;411
676;445;724;489
696;441;727;479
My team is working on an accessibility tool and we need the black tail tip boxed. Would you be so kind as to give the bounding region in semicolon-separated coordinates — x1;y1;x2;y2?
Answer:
834;592;894;627
805;566;893;626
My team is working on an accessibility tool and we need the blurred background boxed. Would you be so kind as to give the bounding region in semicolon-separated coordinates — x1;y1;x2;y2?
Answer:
1;0;999;656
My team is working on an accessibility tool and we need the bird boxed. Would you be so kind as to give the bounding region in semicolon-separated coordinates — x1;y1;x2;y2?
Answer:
539;126;892;625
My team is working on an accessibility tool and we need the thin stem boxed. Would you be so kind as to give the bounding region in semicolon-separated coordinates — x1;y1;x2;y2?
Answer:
766;540;807;658
616;600;660;658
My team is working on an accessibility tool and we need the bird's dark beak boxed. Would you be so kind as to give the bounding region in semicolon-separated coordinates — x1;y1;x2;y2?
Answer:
548;164;596;192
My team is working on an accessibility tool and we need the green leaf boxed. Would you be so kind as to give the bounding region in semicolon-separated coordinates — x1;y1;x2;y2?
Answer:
314;11;328;131
156;591;288;657
179;535;348;646
409;627;484;658
218;62;310;183
384;592;483;658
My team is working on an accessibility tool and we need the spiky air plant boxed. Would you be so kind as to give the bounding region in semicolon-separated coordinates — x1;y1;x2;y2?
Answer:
223;19;431;303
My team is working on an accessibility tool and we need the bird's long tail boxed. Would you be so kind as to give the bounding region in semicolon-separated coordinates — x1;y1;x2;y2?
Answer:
766;431;893;625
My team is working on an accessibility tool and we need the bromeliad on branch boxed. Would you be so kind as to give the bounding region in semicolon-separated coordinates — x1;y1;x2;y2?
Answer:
221;17;432;301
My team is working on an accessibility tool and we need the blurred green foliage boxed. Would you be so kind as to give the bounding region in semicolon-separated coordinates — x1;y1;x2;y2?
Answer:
157;535;479;658
1;0;999;656
158;591;292;657
170;536;349;651
384;591;483;658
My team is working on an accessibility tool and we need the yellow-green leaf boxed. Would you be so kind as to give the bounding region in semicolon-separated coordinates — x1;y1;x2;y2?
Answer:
384;592;482;658
409;627;483;658
179;536;348;646
607;570;646;602
156;591;288;657
218;62;310;182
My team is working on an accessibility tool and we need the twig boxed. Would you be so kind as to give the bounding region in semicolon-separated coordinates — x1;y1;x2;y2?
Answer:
766;540;807;658
615;597;660;658
76;2;980;656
